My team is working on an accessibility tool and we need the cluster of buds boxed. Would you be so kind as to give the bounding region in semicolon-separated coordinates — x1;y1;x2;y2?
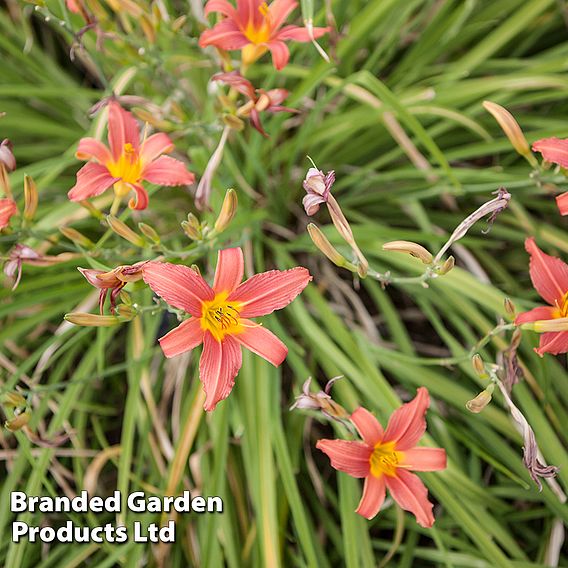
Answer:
304;165;369;278
213;72;297;138
183;188;238;241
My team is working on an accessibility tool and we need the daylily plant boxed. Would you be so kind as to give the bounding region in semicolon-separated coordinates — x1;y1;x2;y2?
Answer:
532;137;568;215
68;101;195;210
515;237;568;355
199;0;330;70
143;247;311;411
317;387;447;527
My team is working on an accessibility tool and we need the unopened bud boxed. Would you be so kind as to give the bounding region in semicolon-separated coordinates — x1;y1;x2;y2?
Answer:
79;199;105;220
64;312;122;327
483;101;536;166
0;164;12;199
60;226;94;249
222;114;245;131
382;240;433;264
107;215;146;247
172;15;187;31
504;298;516;316
182;213;202;240
1;392;26;408
138;222;160;244
466;384;494;414
140;14;156;43
0;139;16;172
472;354;487;378
214;188;238;233
115;304;137;320
307;223;356;271
438;256;455;275
23;175;38;221
5;409;31;432
190;264;201;276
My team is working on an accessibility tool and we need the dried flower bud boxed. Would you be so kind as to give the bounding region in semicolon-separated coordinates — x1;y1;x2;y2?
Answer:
307;224;356;271
504;298;516;316
438;256;455;275
471;354;487;378
138;222;160;244
60;226;95;249
483;101;536;165
214;188;238;233
303;167;334;216
23;175;38;221
106;215;146;247
64;312;122;327
0;139;16;172
182;213;202;240
466;384;494;414
1;392;26;408
382;240;433;264
5;409;31;432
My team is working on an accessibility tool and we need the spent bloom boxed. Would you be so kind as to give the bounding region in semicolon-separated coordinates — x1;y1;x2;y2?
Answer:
515;237;568;356
290;376;350;422
317;388;446;527
302;167;335;216
0;139;16;172
199;0;330;70
531;137;568;215
143;248;311;411
213;71;295;137
0;198;17;229
68;101;195;210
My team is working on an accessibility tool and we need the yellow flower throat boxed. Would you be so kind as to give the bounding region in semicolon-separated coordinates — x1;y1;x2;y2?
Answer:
370;442;401;477
107;143;143;196
200;293;243;341
553;292;568;318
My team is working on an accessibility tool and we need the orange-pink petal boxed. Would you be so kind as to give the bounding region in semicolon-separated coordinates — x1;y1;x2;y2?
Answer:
228;267;312;318
383;387;429;451
268;0;297;30
355;474;386;520
535;331;568;357
68;162;118;202
386;469;435;528
532;137;568;168
234;320;288;366
199;20;249;50
515;306;555;325
525;237;568;306
76;137;113;164
107;101;140;160
350;407;384;446
400;448;446;472
237;0;264;28
0;198;17;229
200;331;242;411
204;0;237;18
276;24;329;41
556;192;568;216
142;155;195;186
140;133;174;164
159;318;204;358
128;183;149;210
266;40;290;70
142;261;214;317
316;439;372;478
213;248;244;294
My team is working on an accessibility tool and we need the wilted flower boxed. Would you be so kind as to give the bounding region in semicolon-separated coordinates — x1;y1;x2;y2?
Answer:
515;237;568;356
195;127;230;211
0;139;16;172
199;0;330;70
531;137;568;215
302;167;335;216
142;248;311;411
78;262;146;314
68;101;195;211
317;388;447;526
290;376;349;422
213;71;296;137
0;198;17;229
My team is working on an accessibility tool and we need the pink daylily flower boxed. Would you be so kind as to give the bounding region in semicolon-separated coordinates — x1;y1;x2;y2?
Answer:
68;101;195;210
143;247;312;411
0;198;17;229
302;167;335;216
199;0;330;70
515;237;568;356
532;137;568;215
317;388;447;527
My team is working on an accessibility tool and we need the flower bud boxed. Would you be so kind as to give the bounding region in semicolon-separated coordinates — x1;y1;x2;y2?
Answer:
64;312;122;326
483;101;537;166
5;409;31;432
1;392;26;408
140;14;156;43
438;256;455;275
23;175;38;221
106;215;146;247
0;139;16;172
222;114;245;131
138;222;160;244
181;213;202;240
466;384;494;414
214;188;238;233
382;240;433;264
471;354;487;378
60;226;95;249
504;297;516;316
115;304;137;320
190;264;202;277
172;15;187;32
79;199;105;220
0;163;12;199
307;224;356;271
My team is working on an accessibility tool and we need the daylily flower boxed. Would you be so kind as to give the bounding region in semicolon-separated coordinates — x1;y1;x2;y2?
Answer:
0;139;16;172
0;198;17;229
143;247;311;411
532;137;568;215
79;262;146;314
317;387;447;527
68;101;195;211
213;71;296;137
515;237;568;356
199;0;330;70
302;167;335;216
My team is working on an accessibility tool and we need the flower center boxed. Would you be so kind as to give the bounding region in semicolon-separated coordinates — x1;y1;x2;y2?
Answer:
244;2;272;44
553;292;568;318
370;442;400;477
107;143;142;185
200;293;243;341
